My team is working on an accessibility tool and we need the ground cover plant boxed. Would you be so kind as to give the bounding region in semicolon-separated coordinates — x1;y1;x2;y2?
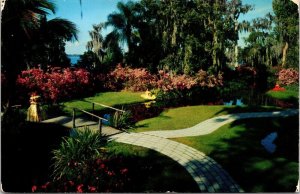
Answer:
172;116;299;192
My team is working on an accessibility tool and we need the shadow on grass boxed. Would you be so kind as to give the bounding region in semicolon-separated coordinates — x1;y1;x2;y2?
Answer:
1;122;69;192
106;142;200;192
207;116;299;192
213;105;283;116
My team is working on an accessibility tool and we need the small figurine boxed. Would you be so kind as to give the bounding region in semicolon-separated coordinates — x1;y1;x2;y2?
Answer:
27;92;46;122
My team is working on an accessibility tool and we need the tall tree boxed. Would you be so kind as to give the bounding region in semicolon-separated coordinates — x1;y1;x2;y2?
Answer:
272;0;299;67
105;1;139;65
24;16;78;69
1;0;78;108
86;23;105;64
1;0;56;108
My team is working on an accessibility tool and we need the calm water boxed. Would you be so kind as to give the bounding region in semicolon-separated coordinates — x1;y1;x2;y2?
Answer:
261;132;278;153
68;55;81;65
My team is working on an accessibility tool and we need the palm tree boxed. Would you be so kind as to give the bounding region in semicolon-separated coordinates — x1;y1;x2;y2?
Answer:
2;0;56;108
25;16;78;68
105;1;138;62
1;0;77;109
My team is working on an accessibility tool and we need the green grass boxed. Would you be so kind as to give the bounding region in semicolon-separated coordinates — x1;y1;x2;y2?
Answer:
173;116;299;192
105;142;199;192
134;105;282;132
266;84;299;102
61;91;147;116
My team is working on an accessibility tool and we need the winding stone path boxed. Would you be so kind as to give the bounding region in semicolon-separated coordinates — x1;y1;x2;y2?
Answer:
42;109;299;192
111;132;243;192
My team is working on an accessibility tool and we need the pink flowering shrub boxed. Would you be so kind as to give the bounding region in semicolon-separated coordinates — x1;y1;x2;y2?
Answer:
278;68;299;86
157;70;223;92
106;64;157;91
16;67;91;103
156;70;223;105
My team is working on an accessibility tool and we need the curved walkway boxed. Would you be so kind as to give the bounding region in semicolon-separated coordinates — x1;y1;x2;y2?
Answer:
111;132;243;192
141;109;299;138
111;109;298;192
43;109;298;192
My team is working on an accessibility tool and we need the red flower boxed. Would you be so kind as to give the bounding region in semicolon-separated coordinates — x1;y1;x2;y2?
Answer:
88;185;97;192
120;168;128;174
100;163;105;169
76;184;84;193
32;185;37;192
41;182;50;189
68;181;75;187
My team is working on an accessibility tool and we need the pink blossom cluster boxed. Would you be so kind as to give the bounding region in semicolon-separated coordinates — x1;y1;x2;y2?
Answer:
16;67;90;103
157;70;223;92
106;64;157;91
278;68;299;86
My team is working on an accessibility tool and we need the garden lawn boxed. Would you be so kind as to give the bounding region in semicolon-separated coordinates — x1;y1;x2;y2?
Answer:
134;105;282;132
62;91;147;116
106;142;199;192
173;116;299;192
266;84;299;102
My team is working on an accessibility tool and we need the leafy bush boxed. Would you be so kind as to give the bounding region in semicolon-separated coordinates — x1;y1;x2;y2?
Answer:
16;67;91;103
32;128;129;192
109;110;133;129
278;68;299;86
106;64;157;91
156;70;223;105
52;127;105;180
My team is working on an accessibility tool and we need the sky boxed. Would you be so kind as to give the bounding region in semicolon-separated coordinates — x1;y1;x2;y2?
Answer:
48;0;274;54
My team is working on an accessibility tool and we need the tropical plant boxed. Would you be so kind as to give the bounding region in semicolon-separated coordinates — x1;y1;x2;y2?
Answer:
109;110;133;130
105;1;139;65
25;16;78;69
1;0;78;110
52;127;106;180
1;0;55;109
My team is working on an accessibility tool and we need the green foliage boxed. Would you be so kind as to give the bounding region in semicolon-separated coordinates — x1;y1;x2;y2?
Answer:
52;127;106;180
109;110;133;129
76;51;100;71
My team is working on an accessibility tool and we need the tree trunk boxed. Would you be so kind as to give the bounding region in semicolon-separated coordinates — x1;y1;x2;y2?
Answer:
282;42;288;67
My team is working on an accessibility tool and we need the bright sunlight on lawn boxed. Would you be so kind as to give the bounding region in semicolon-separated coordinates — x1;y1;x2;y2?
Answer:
134;105;283;132
173;116;299;192
266;84;299;102
62;91;147;115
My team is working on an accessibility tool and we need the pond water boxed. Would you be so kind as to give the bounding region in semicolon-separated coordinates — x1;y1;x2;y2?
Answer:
261;132;278;153
99;89;297;126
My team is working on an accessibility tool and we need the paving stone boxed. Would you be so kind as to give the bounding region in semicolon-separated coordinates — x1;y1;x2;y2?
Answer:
44;110;298;193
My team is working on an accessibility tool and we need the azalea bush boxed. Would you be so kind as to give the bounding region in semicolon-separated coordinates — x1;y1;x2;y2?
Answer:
156;70;223;106
16;67;91;103
278;68;299;86
106;64;157;91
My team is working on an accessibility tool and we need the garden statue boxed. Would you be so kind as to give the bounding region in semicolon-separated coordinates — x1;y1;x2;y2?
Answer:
27;93;46;122
141;90;156;100
271;84;285;91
